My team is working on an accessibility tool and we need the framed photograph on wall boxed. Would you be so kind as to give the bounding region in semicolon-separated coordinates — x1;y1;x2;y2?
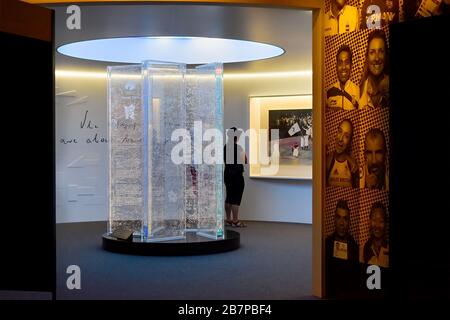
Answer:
249;94;312;180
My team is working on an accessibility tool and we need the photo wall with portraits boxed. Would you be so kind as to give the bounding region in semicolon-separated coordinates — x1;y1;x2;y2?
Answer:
322;0;448;298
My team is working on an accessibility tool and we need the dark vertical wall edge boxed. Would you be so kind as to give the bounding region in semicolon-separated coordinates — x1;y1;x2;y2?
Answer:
51;9;56;300
389;14;450;300
0;3;55;295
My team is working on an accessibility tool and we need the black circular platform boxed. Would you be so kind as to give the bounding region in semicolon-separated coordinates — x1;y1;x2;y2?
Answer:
102;230;240;256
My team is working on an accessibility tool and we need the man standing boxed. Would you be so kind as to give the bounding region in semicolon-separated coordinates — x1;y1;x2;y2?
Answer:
324;0;359;37
327;45;360;110
360;128;388;190
224;127;247;228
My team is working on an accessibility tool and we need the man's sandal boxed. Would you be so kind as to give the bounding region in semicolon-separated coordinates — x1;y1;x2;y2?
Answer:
225;220;233;227
232;221;247;228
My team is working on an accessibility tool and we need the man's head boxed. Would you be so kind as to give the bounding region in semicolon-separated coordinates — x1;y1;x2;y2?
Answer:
366;30;389;78
335;200;350;238
335;119;353;155
336;45;353;86
369;202;387;240
227;127;241;143
364;128;387;188
386;0;394;10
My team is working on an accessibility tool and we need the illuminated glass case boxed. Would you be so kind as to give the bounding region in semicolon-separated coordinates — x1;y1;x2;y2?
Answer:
107;62;224;242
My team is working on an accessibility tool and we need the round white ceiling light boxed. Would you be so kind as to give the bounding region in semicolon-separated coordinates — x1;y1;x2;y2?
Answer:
57;36;285;64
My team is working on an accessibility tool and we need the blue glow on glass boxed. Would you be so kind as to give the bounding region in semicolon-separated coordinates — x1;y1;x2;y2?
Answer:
57;36;284;64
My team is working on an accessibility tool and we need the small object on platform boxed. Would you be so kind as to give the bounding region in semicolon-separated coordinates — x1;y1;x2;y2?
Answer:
111;228;133;241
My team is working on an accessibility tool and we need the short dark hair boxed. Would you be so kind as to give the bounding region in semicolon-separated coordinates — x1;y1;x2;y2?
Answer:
336;44;353;64
369;201;387;220
365;128;386;151
335;199;350;215
227;127;237;137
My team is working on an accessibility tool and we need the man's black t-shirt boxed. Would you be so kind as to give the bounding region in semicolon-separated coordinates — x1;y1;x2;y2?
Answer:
224;143;244;175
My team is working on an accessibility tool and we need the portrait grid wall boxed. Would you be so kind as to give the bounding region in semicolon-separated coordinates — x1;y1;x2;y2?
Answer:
322;0;448;298
323;0;397;298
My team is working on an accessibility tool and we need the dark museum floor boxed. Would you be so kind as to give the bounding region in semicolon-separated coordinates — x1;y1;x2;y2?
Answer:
56;221;313;300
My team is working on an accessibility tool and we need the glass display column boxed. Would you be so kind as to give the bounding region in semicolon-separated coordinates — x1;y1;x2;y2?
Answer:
106;61;227;250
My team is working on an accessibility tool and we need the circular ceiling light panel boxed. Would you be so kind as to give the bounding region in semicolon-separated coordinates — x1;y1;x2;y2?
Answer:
57;36;284;64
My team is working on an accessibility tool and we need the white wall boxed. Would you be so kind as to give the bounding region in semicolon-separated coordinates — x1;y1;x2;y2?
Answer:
55;75;108;223
224;76;312;224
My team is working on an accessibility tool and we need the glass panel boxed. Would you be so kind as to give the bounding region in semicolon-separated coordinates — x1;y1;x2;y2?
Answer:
143;62;187;242
190;63;224;239
185;69;199;232
107;65;144;236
